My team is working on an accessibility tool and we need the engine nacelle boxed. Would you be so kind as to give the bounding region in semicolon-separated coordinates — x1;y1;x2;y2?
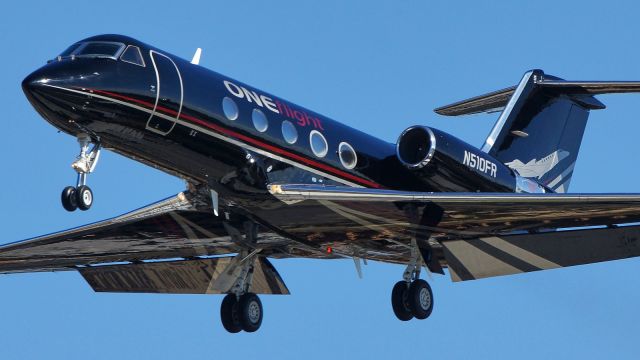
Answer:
396;126;516;192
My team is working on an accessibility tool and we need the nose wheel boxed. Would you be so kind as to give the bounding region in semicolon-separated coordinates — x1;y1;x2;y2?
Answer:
61;133;100;212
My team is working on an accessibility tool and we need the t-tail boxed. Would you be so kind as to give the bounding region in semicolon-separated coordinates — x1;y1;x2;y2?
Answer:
435;69;640;192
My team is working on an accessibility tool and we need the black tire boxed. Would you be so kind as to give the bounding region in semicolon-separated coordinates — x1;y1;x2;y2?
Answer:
76;185;93;211
391;281;413;321
238;293;263;332
408;279;434;320
61;186;78;212
220;294;242;333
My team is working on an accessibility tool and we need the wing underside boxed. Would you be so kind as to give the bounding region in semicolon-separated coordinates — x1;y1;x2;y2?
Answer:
0;192;297;274
266;184;640;280
5;184;640;285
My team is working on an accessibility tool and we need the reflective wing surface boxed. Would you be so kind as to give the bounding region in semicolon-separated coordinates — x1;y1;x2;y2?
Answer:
6;184;640;284
268;185;640;234
0;192;292;274
265;184;640;280
80;257;290;295
441;225;640;281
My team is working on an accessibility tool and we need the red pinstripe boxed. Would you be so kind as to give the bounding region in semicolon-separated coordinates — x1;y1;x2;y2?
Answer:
90;89;382;188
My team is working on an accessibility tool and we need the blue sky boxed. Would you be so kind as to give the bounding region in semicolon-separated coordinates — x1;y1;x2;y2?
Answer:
2;0;640;358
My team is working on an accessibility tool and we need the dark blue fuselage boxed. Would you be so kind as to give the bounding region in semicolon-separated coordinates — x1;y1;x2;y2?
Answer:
22;34;516;216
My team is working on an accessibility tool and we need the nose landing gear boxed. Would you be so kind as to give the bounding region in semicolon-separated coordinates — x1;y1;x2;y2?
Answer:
61;133;101;212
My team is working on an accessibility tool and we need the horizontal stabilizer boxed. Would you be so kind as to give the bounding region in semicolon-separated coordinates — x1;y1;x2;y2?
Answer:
80;257;289;294
434;86;515;116
435;74;640;116
539;80;640;94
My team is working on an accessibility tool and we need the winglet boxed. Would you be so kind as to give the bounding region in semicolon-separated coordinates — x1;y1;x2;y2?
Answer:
191;48;202;65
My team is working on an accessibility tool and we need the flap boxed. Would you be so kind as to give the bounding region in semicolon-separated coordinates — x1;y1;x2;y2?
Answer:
442;225;640;281
80;257;290;294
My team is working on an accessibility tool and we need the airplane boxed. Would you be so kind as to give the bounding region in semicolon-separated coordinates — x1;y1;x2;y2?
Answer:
10;33;640;333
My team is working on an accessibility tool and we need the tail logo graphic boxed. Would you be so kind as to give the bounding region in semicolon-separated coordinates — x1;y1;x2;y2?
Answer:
505;150;570;178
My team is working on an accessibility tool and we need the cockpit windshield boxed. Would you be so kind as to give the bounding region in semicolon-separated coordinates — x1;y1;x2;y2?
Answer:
58;42;125;59
59;43;82;57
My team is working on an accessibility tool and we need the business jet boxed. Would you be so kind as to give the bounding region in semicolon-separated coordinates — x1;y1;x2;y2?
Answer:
9;34;640;333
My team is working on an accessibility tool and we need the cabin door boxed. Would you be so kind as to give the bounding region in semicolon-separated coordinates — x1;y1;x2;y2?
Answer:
146;50;183;135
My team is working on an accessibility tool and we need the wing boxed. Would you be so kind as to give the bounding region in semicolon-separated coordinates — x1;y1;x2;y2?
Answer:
268;184;640;235
0;191;294;274
264;184;640;280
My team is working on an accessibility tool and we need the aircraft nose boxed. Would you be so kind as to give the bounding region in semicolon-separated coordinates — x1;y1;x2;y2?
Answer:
22;69;44;95
22;60;122;134
21;64;85;129
22;67;53;112
22;66;56;102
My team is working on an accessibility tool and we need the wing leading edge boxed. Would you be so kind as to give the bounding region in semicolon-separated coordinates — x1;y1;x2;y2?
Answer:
269;184;640;233
0;191;291;274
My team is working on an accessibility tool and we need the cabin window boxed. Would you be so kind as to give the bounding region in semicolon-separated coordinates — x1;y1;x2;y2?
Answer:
252;109;268;132
120;45;145;67
282;120;298;144
338;142;357;169
310;130;328;158
222;97;239;120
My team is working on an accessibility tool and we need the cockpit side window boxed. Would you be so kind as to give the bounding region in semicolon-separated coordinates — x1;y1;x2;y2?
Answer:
120;45;145;67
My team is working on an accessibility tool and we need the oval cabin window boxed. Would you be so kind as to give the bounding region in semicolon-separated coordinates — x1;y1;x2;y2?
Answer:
252;109;268;132
282;120;298;144
222;97;238;121
310;130;328;158
338;142;357;169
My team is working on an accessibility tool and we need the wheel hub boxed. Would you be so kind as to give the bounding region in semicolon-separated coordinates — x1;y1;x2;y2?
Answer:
82;191;92;204
247;301;261;323
419;287;431;310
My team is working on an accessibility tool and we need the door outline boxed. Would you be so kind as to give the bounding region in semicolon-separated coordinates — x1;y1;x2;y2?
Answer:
145;50;184;135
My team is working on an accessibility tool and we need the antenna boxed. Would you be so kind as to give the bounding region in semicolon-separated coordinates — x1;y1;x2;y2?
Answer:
191;48;202;65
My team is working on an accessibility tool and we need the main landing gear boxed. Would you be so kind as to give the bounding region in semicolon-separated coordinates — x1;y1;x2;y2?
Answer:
391;244;434;321
391;279;433;321
61;133;101;212
218;222;265;333
220;293;263;333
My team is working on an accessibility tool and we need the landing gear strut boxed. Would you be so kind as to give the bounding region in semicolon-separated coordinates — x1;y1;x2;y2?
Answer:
217;221;265;333
391;243;434;321
61;133;100;212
